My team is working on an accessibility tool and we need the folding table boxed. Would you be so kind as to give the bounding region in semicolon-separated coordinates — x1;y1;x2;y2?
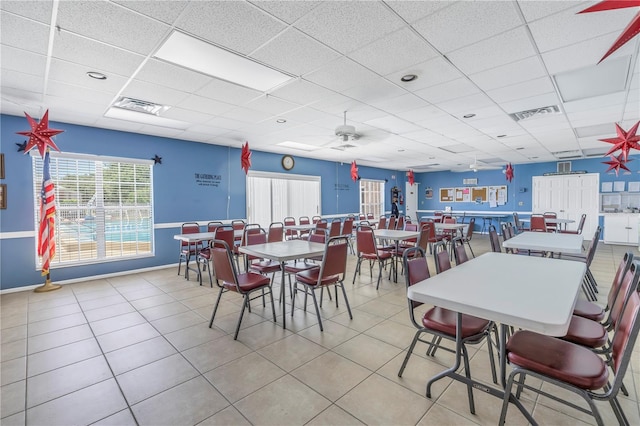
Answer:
502;231;583;255
373;228;420;282
407;252;586;423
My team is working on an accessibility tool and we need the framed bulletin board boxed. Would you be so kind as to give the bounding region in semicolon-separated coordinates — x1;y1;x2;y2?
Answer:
471;186;487;202
439;188;454;202
454;187;471;202
0;184;6;209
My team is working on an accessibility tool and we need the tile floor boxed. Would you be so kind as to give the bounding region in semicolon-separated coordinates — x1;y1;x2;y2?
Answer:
1;235;639;425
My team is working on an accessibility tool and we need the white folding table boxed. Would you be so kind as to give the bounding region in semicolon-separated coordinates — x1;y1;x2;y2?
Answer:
374;229;420;282
407;252;586;422
173;232;217;280
502;231;584;255
238;240;325;329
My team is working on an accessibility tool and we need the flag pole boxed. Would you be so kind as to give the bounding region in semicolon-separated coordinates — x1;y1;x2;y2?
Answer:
34;273;61;293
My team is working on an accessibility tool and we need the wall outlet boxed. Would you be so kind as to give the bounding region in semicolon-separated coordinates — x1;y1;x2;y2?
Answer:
518;201;524;206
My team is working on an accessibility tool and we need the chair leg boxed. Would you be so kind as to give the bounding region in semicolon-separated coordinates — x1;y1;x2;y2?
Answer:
466;241;475;258
209;287;225;328
339;283;352;319
398;330;422;377
461;344;476;415
310;287;323;331
233;295;249;340
268;287;276;322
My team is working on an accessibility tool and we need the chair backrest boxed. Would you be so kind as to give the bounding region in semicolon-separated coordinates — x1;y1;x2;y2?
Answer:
377;216;386;229
403;247;431;315
240;224;262;247
316;236;349;284
576;213;586;234
359;214;366;220
530;214;547;232
231;219;246;242
329;219;342;237
214;225;235;250
543;211;557;231
342;217;354;236
180;222;200;248
315;218;328;230
284;216;297;239
433;241;451;273
512;212;522;230
465;217;475;241
312;215;322;224
387;215;397;230
584;226;602;267
397;215;405;230
367;213;374;220
267;222;284;243
443;217;455;224
434;211;443;223
424;221;438;243
355;225;377;255
210;240;238;289
403;222;419;244
416;223;430;251
452;237;469;265
309;228;327;243
606;252;635;311
245;227;268;262
299;216;310;225
207;221;223;232
489;225;501;252
609;285;640;392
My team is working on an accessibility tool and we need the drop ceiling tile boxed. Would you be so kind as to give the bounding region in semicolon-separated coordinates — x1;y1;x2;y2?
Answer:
395;105;448;123
251;28;340;76
563;92;627;113
94;116;145;133
270;79;336;106
363;115;421;134
517;0;584;23
1;45;46;76
469;56;547;91
56;1;170;55
327;105;387;126
385;1;454;24
111;0;188;24
305;57;381;93
412;1;522;53
43;92;109;116
1;69;45;95
161;106;218;125
249;0;321;24
448;27;538;74
348;27;438;76
342;79;406;105
414;77;480;103
370;93;432;115
137;124;184;138
386;56;464;91
487;77;555;104
176;95;235;116
48;59;129;93
528;4;638;53
1;0;53;23
205;116;247;131
198;79;262;105
0;12;50;55
52;31;145;77
541;32;636;75
437;93;496;115
175;2;286;55
281;107;339;126
135;59;211;93
294;1;404;54
245;94;300;115
499;92;561;114
123;80;191;106
567;107;625;127
223;107;274;124
46;80;114;106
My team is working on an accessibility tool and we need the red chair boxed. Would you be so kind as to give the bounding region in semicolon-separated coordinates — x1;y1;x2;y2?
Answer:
398;246;497;414
396;215;405;231
197;224;233;287
284;216;297;240
488;225;501;253
208;240;276;340
352;225;393;290
231;219;245;244
452;237;469;265
543;211;557;232
312;215;322;224
329;218;342;238
292;236;352;331
298;216;311;239
461;217;475;257
530;214;547;232
433;241;451;274
498;276;640;425
341;217;355;254
233;223;261;271
423;221;442;254
177;222;201;278
387;215;397;230
560;213;586;235
245;228;282;282
267;222;284;243
377;216;386;230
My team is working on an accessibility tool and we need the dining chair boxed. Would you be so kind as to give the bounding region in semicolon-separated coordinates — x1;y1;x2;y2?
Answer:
424;221;442;254
560;213;586;235
387;215;397;230
208;240;276;340
328;218;342;238
529;214;547;232
512;212;528;233
433;240;451;274
267;222;284;243
341;217;355;254
377;216;387;230
177;222;200;277
488;225;501;253
298;216;311;239
561;226;602;301
230;219;246;244
498;285;640;425
315;218;328;232
312;215;322;224
359;213;366;220
543;211;557;232
206;221;223;232
396;215;405;231
284;216;297;240
461;217;476;257
366;213;375;221
234;223;261;271
452;236;469;265
433;211;443;223
352;225;393;290
196;224;233;287
292;235;352;331
398;247;497;415
245;228;282;279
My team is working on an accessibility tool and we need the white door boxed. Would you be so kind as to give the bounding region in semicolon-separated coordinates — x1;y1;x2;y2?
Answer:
405;182;419;221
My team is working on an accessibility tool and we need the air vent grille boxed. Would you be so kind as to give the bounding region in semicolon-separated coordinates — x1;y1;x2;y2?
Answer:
509;105;560;122
112;97;169;116
557;161;571;173
463;178;478;185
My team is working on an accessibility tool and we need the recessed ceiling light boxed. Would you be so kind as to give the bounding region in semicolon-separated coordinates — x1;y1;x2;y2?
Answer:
463;113;476;119
87;71;107;80
276;118;286;123
400;74;418;82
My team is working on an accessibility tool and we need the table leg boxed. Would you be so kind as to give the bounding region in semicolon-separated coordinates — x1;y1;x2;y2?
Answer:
280;261;286;329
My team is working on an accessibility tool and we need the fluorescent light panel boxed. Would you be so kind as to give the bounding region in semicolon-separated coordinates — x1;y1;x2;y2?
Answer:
154;31;294;92
104;108;189;130
554;56;630;102
277;141;321;151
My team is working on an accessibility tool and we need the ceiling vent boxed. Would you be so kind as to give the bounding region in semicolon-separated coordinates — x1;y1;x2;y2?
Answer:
112;97;169;116
552;150;582;159
557;161;571;173
331;144;357;151
509;105;560;122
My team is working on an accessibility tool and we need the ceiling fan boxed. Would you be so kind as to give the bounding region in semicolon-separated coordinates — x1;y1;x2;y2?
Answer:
327;111;391;150
334;111;362;142
452;156;503;172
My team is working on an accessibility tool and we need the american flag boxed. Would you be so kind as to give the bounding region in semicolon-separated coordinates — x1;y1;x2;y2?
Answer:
38;150;56;275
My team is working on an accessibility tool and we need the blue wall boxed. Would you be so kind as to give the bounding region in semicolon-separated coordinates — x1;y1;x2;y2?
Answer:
0;114;398;290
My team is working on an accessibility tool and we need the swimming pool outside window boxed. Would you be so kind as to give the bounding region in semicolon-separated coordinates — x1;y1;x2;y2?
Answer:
32;152;154;269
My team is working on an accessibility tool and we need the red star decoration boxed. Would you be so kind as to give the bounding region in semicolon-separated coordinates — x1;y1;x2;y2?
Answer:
240;141;251;175
579;0;640;63
603;153;632;176
505;163;514;182
350;161;358;182
16;110;63;158
599;121;640;160
407;169;415;186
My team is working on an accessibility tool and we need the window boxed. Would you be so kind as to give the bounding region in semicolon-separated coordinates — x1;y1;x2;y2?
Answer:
32;152;154;268
360;179;385;218
246;171;321;227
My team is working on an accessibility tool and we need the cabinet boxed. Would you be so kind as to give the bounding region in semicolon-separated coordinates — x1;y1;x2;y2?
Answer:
603;214;639;245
